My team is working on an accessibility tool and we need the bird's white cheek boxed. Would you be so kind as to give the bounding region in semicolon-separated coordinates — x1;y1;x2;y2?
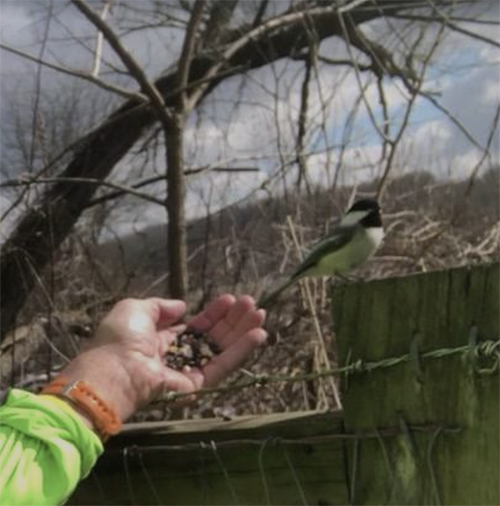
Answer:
340;210;369;226
367;227;384;248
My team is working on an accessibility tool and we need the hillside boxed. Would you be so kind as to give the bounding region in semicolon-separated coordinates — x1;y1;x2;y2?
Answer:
2;169;498;418
95;169;499;301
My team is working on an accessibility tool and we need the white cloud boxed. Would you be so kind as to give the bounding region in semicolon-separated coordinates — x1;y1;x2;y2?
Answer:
1;2;499;236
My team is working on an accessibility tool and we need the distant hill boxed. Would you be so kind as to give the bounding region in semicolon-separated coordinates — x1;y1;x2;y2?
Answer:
93;168;499;304
94;180;354;300
3;168;498;414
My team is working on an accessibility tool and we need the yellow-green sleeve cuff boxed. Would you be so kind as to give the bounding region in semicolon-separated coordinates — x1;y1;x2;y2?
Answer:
0;388;104;505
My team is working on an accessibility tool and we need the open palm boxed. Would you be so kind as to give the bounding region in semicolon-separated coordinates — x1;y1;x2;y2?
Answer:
185;294;267;387
91;294;266;408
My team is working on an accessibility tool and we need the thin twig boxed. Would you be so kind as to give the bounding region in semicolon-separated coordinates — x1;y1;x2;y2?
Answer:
72;0;170;123
176;0;206;111
1;176;165;207
91;1;112;77
0;43;148;103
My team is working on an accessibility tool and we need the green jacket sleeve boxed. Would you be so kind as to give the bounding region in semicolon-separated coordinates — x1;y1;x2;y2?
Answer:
0;389;104;506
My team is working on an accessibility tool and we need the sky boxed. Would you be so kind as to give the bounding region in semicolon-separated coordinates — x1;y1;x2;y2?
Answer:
0;0;499;234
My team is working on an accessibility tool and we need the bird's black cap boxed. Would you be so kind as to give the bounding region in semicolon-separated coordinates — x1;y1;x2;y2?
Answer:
347;199;380;213
347;199;382;228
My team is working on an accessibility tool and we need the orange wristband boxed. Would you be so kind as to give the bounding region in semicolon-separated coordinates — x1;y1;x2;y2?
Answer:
41;377;122;441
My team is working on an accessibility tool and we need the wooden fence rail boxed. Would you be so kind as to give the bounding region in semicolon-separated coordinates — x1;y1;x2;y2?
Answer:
69;410;348;505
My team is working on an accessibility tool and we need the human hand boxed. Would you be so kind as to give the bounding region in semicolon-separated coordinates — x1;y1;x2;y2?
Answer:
62;295;266;422
184;294;267;388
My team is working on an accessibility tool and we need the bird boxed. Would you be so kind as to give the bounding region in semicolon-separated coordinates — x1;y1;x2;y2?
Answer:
258;199;384;308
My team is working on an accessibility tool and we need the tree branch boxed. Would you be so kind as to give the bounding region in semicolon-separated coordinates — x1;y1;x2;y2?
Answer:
85;167;260;208
391;13;500;49
0;43;148;103
0;176;166;207
176;0;206;110
91;1;112;77
296;32;315;192
72;0;170;122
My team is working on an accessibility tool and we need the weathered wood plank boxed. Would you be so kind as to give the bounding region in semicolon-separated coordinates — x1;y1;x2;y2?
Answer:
333;262;499;505
69;410;349;505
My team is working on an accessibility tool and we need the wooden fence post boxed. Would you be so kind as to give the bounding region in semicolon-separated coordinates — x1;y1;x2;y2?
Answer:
333;263;499;505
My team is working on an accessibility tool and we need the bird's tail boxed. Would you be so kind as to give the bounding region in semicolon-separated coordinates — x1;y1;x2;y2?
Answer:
258;277;298;309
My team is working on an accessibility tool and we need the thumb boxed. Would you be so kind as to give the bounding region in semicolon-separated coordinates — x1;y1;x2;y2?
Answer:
145;298;187;328
163;368;201;394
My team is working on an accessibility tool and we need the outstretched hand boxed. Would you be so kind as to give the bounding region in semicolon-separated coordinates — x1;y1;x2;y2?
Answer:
71;295;266;421
186;294;267;387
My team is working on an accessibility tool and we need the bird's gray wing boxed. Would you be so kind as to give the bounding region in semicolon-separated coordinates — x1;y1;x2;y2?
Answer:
258;226;354;308
290;226;353;280
258;276;298;308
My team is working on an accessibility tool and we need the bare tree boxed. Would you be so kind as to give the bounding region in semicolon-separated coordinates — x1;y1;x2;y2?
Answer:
1;0;498;341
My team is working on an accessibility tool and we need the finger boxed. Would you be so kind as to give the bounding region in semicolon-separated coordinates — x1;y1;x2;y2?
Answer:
162;368;199;394
217;308;266;349
154;368;204;407
145;298;186;329
187;294;235;332
168;323;187;334
163;392;198;408
207;295;256;342
202;328;267;387
182;368;204;390
157;324;186;355
225;295;257;328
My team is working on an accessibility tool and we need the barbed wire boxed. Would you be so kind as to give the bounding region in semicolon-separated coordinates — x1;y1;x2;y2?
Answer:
156;336;499;404
117;422;460;506
120;423;461;454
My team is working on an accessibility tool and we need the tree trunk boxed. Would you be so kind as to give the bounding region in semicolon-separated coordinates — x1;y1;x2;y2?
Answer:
165;114;188;298
0;105;153;336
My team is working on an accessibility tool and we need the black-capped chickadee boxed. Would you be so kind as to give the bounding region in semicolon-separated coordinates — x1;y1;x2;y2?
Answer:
259;199;384;307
